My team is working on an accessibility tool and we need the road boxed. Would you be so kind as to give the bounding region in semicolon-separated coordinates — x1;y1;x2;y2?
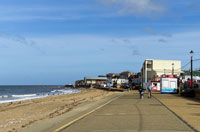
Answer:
54;93;195;132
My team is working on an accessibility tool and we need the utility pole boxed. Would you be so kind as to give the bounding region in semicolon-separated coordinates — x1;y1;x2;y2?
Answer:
190;50;194;88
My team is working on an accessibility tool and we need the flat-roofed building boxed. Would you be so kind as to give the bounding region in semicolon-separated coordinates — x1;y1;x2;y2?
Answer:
84;77;108;87
141;59;182;88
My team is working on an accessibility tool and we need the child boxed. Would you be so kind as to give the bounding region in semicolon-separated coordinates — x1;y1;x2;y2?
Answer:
138;86;144;99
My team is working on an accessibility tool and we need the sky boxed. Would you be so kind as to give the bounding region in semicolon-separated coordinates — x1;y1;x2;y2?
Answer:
0;0;200;85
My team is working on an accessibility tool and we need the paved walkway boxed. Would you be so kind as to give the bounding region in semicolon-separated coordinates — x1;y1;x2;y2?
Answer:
60;93;194;132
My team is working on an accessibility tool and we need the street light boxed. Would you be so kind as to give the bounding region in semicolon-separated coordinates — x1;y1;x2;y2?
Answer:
190;50;194;88
172;63;174;75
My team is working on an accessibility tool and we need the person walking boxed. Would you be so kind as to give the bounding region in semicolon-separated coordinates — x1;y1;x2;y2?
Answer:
138;86;144;99
147;84;152;98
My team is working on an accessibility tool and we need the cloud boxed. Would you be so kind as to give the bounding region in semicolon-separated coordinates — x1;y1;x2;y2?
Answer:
132;49;140;56
0;4;118;21
0;32;43;53
110;38;132;45
109;38;140;56
101;0;166;17
100;48;105;51
0;6;81;21
158;38;167;43
123;39;131;44
143;26;172;43
1;31;200;81
144;27;157;35
144;26;173;37
0;5;95;21
188;0;200;10
161;33;172;38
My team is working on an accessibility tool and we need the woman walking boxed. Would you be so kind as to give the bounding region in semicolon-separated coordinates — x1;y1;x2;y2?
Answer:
147;84;152;98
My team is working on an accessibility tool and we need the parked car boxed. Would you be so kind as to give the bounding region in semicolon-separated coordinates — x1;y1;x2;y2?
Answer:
121;84;129;89
106;83;113;87
100;84;106;87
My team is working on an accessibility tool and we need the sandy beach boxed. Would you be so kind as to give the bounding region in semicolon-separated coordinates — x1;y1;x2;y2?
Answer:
0;88;116;132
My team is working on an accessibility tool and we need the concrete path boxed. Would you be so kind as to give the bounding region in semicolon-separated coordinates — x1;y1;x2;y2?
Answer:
59;93;194;132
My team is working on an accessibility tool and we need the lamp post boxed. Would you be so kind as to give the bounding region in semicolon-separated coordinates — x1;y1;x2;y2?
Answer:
190;50;194;88
172;63;174;75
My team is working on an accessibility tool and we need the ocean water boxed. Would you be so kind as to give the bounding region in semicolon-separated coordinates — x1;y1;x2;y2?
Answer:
0;85;81;104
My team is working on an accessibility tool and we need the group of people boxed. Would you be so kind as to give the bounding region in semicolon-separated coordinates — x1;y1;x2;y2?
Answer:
138;84;152;99
183;78;200;89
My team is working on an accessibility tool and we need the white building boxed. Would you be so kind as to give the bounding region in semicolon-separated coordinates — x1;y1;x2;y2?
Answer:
141;59;182;88
84;77;108;87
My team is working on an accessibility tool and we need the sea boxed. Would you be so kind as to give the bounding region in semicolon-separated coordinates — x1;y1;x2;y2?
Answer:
0;85;81;104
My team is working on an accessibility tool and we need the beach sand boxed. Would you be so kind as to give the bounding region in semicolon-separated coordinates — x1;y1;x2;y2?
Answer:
0;88;116;132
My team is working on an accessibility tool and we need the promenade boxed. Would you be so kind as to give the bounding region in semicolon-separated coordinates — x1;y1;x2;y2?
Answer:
55;93;195;132
20;91;199;132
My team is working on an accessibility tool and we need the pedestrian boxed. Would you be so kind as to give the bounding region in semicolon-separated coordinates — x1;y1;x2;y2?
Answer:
127;85;130;92
138;86;144;99
147;84;152;98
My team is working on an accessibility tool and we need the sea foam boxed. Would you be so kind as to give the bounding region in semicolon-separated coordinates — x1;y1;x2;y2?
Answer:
0;87;81;104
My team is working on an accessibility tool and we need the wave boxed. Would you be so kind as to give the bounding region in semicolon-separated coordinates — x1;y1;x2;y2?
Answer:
0;95;10;98
0;95;48;104
51;89;80;94
57;89;80;94
12;94;37;98
0;88;81;104
50;90;57;93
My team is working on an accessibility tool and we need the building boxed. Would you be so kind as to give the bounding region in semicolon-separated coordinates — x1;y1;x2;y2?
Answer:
84;77;108;87
75;80;85;87
106;73;120;83
129;72;142;89
120;71;135;79
106;71;135;88
182;70;200;81
141;59;182;88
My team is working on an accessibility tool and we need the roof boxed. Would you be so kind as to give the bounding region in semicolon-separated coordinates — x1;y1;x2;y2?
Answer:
184;71;200;77
145;59;181;62
84;77;108;80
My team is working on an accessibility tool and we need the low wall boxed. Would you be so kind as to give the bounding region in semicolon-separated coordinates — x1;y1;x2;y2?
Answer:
194;87;200;99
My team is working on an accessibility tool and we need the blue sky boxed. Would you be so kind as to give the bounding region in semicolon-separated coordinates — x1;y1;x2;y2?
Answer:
0;0;200;85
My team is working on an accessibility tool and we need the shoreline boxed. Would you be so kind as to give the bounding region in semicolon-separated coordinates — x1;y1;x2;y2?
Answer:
0;88;117;132
0;87;81;104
